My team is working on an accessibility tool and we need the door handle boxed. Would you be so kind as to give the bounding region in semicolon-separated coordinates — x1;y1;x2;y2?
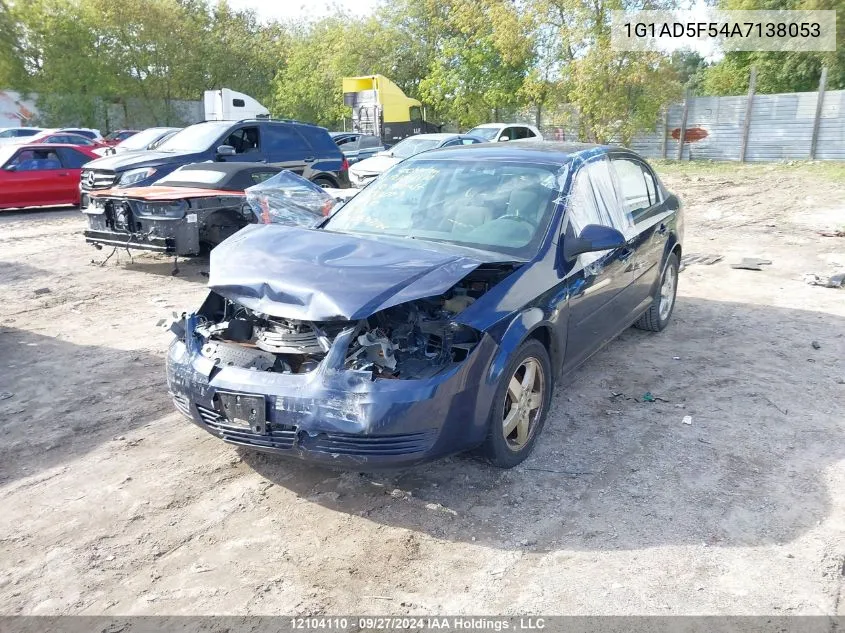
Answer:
304;157;315;163
57;172;70;177
657;223;667;235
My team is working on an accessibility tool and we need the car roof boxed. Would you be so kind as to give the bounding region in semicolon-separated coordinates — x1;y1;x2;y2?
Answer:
400;133;458;141
469;122;538;129
409;140;615;163
12;143;95;151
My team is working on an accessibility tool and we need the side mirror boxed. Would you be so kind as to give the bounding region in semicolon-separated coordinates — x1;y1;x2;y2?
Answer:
665;193;680;211
4;164;16;172
562;224;626;262
216;145;236;157
498;135;509;142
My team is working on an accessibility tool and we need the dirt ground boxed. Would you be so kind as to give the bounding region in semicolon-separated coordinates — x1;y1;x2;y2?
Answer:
0;162;843;616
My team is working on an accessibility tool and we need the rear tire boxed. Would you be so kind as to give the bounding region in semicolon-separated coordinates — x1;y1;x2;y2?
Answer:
635;252;679;332
312;176;335;189
478;339;552;468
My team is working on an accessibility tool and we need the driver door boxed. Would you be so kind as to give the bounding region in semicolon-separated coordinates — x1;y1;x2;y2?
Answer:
561;157;636;369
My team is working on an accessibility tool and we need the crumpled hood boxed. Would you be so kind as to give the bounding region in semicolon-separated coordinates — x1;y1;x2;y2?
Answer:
208;224;492;321
349;154;401;176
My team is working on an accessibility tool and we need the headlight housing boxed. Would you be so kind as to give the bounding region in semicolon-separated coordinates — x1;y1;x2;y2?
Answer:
136;199;187;219
118;167;157;187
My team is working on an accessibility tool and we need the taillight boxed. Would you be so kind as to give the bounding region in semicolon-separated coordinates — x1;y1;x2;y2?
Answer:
341;157;349;172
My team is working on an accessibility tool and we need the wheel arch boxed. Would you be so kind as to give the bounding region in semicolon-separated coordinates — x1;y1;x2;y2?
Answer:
485;309;562;388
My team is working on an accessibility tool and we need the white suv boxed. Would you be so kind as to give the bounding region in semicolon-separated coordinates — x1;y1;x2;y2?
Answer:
466;123;543;143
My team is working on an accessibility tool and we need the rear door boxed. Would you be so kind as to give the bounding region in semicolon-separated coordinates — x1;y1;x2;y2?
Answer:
262;125;310;175
609;153;670;310
562;156;636;368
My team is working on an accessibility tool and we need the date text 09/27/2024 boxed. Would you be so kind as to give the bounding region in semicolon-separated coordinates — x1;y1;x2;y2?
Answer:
290;617;548;630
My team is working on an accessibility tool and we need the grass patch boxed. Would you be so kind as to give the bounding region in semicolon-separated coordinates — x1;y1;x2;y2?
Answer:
651;159;845;182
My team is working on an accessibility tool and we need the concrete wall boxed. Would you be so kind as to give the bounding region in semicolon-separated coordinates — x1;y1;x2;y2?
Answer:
630;89;844;162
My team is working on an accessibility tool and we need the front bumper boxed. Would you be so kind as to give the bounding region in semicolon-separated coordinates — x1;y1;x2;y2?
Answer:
83;206;201;256
166;332;499;469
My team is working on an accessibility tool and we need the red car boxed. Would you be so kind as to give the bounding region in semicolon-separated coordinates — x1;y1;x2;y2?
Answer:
0;143;99;210
102;129;140;146
28;131;109;151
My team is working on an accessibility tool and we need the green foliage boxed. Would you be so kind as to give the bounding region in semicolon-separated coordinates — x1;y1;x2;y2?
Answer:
699;0;844;95
3;0;834;138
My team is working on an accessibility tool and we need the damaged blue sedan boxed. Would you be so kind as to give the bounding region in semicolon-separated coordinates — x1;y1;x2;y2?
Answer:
167;142;682;468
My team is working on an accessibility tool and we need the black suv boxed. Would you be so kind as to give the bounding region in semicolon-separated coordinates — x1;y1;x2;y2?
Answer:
80;119;349;205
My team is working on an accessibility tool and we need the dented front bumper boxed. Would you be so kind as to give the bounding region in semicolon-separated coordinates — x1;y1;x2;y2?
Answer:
166;329;500;469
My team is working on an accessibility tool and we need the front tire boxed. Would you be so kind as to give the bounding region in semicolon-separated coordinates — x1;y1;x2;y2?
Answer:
635;252;679;332
479;339;553;468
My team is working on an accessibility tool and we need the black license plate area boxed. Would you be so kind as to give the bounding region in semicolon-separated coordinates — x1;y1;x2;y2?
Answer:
217;392;267;434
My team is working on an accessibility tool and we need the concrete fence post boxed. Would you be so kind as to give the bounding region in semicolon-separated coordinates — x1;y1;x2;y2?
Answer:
661;106;669;159
676;90;690;161
809;67;828;160
739;67;757;162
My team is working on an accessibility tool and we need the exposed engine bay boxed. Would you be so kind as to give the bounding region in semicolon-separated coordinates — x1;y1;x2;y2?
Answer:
192;264;518;380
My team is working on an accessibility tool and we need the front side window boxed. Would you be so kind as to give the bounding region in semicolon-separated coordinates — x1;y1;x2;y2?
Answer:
498;127;516;141
224;126;260;154
611;158;656;220
6;148;62;170
563;157;633;248
325;158;560;258
409;106;423;122
465;126;500;141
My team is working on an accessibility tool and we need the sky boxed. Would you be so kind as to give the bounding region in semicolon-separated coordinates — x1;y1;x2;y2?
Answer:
225;0;382;22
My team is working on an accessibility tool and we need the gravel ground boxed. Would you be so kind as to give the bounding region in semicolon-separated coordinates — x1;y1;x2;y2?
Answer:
0;162;843;616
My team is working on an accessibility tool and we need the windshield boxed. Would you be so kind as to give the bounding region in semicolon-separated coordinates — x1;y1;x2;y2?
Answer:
466;126;500;141
389;137;441;159
118;128;172;150
156;122;231;153
324;158;561;258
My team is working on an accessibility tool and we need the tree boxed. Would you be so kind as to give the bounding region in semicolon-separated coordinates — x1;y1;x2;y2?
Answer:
524;0;682;143
700;0;844;95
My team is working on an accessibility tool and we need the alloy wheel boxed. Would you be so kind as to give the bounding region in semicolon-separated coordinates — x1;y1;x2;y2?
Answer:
502;357;545;450
658;263;677;321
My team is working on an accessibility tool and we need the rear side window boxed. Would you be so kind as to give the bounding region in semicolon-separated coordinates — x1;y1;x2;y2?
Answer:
521;127;537;139
16;129;39;138
263;125;310;158
335;135;359;148
57;147;92;168
360;135;381;149
612;158;658;219
250;170;280;184
293;125;339;155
